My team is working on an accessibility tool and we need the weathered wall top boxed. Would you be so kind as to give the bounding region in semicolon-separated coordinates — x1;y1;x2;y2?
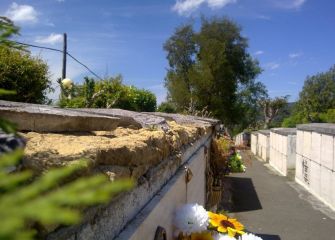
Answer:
0;100;219;176
271;128;296;136
297;123;335;135
258;129;270;136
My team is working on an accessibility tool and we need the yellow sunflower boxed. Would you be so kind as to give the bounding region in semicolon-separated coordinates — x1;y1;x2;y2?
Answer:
190;232;214;240
208;212;245;237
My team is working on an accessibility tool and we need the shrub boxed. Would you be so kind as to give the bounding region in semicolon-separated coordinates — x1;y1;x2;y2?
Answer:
157;101;177;113
0;47;52;104
59;76;157;112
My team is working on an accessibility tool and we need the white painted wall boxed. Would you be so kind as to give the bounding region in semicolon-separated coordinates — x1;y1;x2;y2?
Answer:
251;132;258;155
257;131;270;162
295;124;335;210
269;129;296;176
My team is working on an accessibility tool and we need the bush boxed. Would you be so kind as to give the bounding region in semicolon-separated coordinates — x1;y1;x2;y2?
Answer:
157;101;177;113
60;76;157;112
319;109;335;123
0;47;52;103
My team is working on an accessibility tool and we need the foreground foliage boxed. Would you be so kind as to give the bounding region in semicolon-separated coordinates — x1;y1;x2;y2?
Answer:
0;150;133;239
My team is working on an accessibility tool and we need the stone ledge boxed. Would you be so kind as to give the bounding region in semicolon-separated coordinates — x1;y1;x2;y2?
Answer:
297;123;335;135
73;108;168;129
271;128;296;136
0;100;120;132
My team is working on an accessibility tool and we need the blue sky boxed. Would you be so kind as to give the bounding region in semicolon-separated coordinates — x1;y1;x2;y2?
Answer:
1;0;335;104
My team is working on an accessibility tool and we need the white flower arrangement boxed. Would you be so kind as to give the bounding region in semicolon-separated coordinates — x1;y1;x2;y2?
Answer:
174;203;263;240
174;203;209;235
214;233;236;240
239;233;263;240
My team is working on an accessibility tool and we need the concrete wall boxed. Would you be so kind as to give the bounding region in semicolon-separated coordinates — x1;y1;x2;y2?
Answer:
295;124;335;210
235;132;250;147
251;132;258;155
269;128;296;176
115;135;210;240
257;130;270;162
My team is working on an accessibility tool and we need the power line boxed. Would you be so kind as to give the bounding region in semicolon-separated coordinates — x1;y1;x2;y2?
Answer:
10;40;104;80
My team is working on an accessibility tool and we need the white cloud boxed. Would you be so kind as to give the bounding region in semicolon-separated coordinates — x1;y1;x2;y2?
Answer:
256;15;271;20
5;2;38;23
289;52;302;58
265;62;280;70
172;0;236;15
254;50;264;55
274;0;306;9
35;33;63;45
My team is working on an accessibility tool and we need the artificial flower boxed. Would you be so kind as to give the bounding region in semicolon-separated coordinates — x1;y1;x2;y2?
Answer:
239;233;263;240
61;78;73;89
236;153;242;160
174;203;209;235
190;232;214;240
208;212;244;237
213;233;236;240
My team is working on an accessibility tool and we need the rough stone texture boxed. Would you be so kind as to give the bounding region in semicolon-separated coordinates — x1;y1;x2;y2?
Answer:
0;101;120;132
47;132;213;240
22;121;207;174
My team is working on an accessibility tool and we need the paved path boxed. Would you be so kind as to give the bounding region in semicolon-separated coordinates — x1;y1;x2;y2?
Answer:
226;151;335;240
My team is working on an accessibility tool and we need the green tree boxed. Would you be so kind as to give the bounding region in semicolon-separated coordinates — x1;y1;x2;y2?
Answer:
163;24;196;111
260;96;289;129
282;65;335;126
295;65;335;121
235;80;268;132
164;17;262;130
0;46;52;104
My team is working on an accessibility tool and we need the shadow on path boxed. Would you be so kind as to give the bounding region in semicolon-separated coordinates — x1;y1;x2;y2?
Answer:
227;177;262;212
256;234;281;240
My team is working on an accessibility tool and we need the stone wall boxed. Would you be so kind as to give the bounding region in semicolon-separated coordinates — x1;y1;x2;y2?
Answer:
0;100;220;240
257;130;270;162
251;132;258;155
269;128;296;176
295;124;335;210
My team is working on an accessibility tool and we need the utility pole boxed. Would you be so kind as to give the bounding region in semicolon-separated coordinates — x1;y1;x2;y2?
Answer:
62;33;67;80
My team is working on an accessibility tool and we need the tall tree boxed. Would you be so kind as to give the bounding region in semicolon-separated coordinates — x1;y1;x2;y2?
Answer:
235;80;268;131
296;65;335;121
260;96;289;129
164;17;262;130
163;24;196;111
